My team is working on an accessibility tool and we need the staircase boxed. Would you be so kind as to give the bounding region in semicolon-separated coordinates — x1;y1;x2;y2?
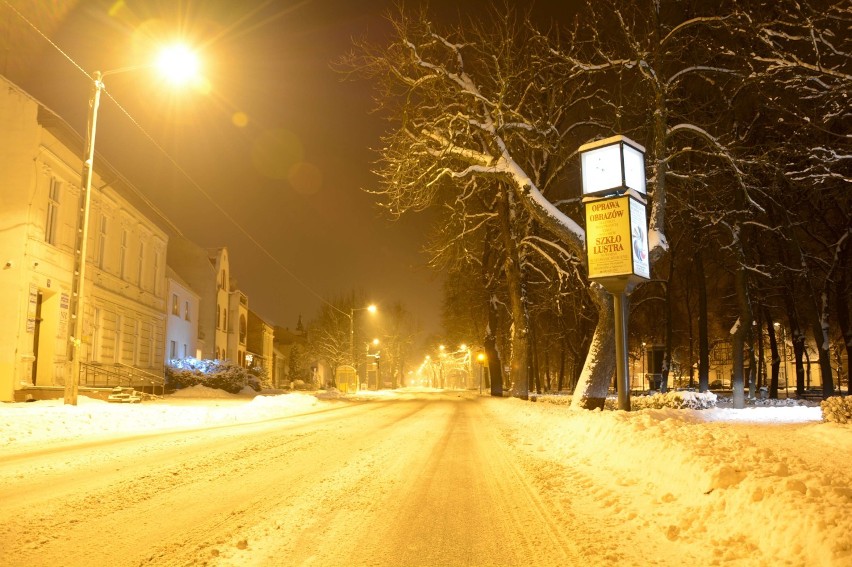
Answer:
107;387;142;403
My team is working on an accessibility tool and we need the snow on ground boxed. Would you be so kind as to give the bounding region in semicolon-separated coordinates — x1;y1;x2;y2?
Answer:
1;388;850;565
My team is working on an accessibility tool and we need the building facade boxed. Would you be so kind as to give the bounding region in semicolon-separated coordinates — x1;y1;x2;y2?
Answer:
0;76;167;401
165;267;200;362
247;309;274;379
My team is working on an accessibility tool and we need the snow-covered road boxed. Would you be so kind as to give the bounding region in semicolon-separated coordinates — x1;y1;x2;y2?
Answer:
0;390;849;566
1;393;582;566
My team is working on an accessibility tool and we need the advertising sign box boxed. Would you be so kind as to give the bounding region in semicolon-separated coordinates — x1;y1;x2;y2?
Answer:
585;195;649;281
579;135;647;197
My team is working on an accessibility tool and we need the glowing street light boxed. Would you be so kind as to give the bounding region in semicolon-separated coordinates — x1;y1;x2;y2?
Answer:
348;303;377;392
64;45;201;406
155;44;201;86
477;352;486;395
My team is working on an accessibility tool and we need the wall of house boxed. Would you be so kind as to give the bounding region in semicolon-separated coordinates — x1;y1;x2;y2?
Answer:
0;76;170;401
165;272;200;361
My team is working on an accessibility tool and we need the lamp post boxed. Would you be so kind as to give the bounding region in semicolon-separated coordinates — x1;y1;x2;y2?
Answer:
348;304;376;392
774;322;789;398
579;135;650;411
641;342;646;393
64;47;200;406
477;352;486;395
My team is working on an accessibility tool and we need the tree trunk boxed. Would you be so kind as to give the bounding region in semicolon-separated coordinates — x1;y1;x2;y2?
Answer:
766;310;780;399
838;243;852;395
480;229;505;397
484;300;503;397
571;285;615;409
782;212;834;397
661;245;675;393
731;239;753;409
792;328;806;397
497;186;530;400
754;310;764;399
696;248;710;392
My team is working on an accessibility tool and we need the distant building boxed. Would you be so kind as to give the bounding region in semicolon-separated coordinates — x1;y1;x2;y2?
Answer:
0;75;167;401
167;241;249;364
247;309;274;380
273;323;318;388
228;288;249;367
165;267;200;361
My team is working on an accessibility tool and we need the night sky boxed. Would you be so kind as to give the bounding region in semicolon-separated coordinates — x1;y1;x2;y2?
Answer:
0;0;572;337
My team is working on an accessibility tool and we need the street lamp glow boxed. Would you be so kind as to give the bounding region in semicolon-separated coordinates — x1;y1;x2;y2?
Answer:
348;303;378;393
155;44;200;86
372;338;380;346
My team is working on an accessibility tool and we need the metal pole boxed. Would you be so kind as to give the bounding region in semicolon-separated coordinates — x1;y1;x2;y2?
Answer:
349;309;356;393
613;292;631;411
65;71;103;406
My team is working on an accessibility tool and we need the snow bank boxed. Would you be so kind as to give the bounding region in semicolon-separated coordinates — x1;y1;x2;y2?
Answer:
491;398;850;566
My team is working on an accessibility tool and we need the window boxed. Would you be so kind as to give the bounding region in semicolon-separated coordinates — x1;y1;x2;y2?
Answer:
45;177;60;245
172;294;180;315
153;251;162;296
132;320;141;366
169;340;177;360
137;242;145;286
183;344;188;358
91;307;102;362
184;300;190;321
96;215;107;269
119;230;128;279
115;314;124;364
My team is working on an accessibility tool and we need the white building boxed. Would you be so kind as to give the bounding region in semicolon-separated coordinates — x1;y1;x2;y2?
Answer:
167;241;249;365
0;76;168;401
165;267;200;362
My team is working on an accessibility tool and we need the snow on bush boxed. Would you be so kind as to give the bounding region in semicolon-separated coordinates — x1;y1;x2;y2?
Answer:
821;396;852;424
625;390;717;410
535;391;717;410
166;358;269;394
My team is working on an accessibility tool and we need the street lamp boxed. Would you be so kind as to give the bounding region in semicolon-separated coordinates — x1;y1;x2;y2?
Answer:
477;352;486;395
774;322;788;398
348;304;376;392
65;45;200;406
580;135;650;411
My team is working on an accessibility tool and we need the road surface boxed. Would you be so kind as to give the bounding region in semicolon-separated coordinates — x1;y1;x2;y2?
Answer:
0;393;596;566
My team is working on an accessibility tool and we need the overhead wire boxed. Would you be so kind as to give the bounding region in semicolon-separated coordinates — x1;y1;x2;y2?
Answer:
3;0;349;318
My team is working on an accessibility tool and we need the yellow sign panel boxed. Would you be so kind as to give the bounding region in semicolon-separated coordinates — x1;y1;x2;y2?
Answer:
585;196;633;278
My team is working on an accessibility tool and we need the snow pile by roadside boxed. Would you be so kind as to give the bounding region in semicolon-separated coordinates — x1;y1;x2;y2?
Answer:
0;390;319;455
490;399;850;566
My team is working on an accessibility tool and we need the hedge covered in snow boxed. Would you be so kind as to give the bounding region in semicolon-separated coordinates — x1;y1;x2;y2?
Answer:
614;391;717;410
535;390;717;410
820;396;852;424
165;358;269;394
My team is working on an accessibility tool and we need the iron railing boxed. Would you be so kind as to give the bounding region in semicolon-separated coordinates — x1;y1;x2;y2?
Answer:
79;361;165;398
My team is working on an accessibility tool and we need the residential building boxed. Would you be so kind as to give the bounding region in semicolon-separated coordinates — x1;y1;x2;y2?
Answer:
246;309;274;380
0;75;167;401
228;288;249;366
165;267;200;362
167;241;249;364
